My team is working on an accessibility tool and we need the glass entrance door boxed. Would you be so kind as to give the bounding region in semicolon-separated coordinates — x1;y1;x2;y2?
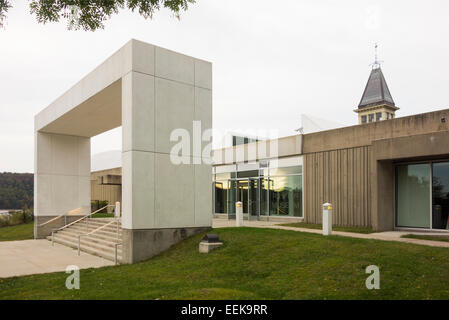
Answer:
228;178;260;220
227;179;236;220
248;178;259;220
237;180;249;216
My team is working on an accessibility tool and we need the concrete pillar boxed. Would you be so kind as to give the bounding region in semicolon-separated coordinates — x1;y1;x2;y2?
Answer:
371;160;395;231
121;45;213;263
34;131;91;238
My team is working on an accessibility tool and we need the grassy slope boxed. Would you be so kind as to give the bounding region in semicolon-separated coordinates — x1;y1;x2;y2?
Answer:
0;222;33;241
279;222;375;234
1;227;449;300
402;234;449;243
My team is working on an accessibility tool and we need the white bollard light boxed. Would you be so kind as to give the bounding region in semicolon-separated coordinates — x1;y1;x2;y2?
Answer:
115;202;121;218
322;202;332;236
236;202;243;227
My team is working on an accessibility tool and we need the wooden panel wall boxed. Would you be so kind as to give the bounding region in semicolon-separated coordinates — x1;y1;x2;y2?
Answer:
91;167;122;205
303;146;371;227
91;181;121;205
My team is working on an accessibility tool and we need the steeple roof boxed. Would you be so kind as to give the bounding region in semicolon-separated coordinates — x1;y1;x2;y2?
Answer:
358;67;395;109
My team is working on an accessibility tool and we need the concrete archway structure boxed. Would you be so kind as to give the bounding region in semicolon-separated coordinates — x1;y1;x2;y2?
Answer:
34;39;212;263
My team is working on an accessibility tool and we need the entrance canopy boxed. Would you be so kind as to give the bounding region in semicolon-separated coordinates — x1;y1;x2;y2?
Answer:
34;40;213;264
37;79;122;137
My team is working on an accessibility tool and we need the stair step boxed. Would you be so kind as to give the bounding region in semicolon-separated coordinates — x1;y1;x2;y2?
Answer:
50;236;122;260
47;217;124;263
57;231;121;247
48;235;122;262
61;229;121;243
85;220;122;227
58;230;121;248
67;224;122;236
53;232;122;252
70;219;121;227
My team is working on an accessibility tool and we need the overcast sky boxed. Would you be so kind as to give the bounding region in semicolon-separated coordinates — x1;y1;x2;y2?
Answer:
1;0;448;173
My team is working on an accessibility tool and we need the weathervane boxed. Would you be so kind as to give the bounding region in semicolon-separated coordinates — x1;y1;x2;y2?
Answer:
370;43;383;69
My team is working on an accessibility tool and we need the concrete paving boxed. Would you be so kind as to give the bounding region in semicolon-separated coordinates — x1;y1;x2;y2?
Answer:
0;239;114;278
212;219;449;248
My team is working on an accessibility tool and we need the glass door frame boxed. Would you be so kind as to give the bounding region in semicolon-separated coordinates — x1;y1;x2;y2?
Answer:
394;159;449;232
248;177;260;220
227;177;260;220
226;179;236;220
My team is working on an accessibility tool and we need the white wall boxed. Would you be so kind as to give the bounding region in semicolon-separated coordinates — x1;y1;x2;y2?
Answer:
34;39;212;231
121;42;213;230
34;132;91;216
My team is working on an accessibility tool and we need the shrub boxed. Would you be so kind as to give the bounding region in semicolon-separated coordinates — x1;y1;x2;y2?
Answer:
0;208;33;228
91;200;109;213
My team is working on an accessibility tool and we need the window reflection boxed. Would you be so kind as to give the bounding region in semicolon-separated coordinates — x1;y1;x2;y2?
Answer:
396;164;430;228
269;166;302;176
269;175;302;217
214;180;227;213
260;178;269;215
432;162;449;229
213;165;303;218
228;180;236;214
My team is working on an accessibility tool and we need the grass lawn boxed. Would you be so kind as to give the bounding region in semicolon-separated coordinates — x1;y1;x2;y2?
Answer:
279;222;376;234
1;227;449;299
0;222;34;241
402;234;449;243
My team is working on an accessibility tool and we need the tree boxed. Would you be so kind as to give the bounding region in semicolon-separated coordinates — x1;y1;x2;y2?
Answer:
0;172;34;210
0;0;195;31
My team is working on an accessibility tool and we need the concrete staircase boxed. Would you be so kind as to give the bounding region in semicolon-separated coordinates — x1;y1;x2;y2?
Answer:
47;218;122;263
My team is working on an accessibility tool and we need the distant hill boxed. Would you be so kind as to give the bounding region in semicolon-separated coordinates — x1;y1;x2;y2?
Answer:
0;172;33;209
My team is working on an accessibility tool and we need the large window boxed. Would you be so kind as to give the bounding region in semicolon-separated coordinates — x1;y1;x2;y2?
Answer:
260;178;269;215
376;112;382;121
268;175;302;217
237;170;259;178
228;180;236;214
396;161;449;230
269;166;302;176
213;160;303;218
214;181;228;213
396;164;431;228
432;162;449;229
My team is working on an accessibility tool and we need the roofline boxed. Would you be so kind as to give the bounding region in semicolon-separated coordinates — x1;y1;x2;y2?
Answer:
356;101;399;111
380;67;395;106
357;68;373;107
357;66;395;109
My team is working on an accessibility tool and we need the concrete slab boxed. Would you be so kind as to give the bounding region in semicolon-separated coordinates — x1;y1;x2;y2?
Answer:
0;239;113;278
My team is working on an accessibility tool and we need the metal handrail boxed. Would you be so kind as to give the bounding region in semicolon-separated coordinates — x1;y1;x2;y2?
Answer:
38;214;65;228
51;205;114;246
77;218;120;255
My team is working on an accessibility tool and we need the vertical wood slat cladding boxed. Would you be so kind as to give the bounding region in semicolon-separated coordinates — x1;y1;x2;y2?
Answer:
304;146;371;227
90;167;122;206
91;181;122;205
